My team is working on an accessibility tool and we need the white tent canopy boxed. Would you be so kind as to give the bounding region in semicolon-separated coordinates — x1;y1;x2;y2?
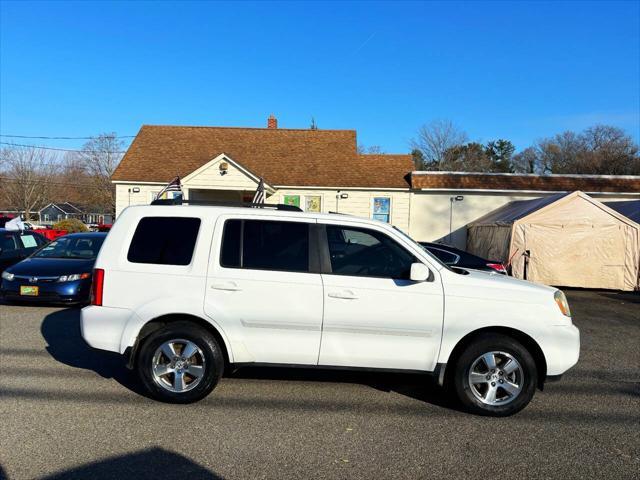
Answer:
467;191;640;291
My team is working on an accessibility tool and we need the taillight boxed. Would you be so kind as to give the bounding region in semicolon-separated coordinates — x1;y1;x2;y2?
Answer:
91;268;104;306
487;263;507;274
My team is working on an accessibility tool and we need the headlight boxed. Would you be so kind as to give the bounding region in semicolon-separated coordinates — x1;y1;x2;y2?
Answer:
57;273;91;282
554;290;571;317
1;271;15;281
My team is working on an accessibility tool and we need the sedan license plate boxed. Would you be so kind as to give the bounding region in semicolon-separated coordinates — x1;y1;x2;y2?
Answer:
20;286;39;296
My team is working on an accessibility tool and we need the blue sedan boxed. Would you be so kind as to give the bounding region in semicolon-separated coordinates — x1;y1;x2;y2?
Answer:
0;232;106;305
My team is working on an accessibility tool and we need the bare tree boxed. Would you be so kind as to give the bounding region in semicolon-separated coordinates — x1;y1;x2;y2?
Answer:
579;125;639;175
77;133;124;214
441;142;494;172
357;144;385;154
0;145;57;221
512;147;541;174
411;119;468;170
526;125;639;175
47;152;92;205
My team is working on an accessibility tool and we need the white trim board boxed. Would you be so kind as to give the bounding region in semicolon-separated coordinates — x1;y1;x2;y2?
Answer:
414;188;640;196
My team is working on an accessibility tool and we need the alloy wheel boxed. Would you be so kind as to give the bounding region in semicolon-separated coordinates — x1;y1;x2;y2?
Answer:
468;351;523;406
151;339;206;393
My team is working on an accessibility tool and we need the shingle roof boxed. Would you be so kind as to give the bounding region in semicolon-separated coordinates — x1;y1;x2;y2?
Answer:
605;200;640;223
112;125;412;188
411;172;640;193
45;203;81;214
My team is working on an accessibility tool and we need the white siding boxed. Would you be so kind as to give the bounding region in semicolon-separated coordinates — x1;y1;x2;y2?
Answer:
409;190;640;249
183;157;258;190
115;181;411;228
269;189;411;231
115;183;164;217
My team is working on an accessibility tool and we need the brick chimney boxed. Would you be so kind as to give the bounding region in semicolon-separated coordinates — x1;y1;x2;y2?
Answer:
267;114;278;129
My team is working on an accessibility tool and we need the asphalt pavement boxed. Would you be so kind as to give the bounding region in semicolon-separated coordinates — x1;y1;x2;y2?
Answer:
0;290;638;479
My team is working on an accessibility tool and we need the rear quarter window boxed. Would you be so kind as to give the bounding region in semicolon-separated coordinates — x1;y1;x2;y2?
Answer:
127;217;201;265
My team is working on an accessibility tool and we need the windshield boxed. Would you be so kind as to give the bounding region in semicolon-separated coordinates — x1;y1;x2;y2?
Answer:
34;236;105;260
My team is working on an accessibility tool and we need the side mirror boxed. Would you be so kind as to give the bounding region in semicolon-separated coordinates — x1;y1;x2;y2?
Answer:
410;263;431;282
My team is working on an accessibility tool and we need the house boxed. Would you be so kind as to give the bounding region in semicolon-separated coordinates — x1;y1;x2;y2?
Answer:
113;117;640;250
112;117;414;231
39;202;114;226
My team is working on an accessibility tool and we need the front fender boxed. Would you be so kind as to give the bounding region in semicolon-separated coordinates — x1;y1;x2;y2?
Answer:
437;294;579;376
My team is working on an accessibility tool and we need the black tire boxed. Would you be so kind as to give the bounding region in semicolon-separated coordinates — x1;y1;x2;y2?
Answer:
137;321;224;404
451;334;537;417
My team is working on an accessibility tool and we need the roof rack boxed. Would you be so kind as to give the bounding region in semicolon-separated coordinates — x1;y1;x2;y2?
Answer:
150;198;302;212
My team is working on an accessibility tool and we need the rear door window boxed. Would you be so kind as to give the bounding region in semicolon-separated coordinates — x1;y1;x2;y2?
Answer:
220;219;310;273
128;217;201;265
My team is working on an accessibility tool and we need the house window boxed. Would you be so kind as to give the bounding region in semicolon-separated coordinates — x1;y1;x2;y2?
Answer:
372;197;391;223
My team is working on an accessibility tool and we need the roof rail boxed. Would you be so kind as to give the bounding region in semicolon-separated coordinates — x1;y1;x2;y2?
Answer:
150;198;302;212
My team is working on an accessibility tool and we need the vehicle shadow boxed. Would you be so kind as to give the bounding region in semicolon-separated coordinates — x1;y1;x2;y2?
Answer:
40;308;147;397
227;366;463;412
40;308;462;412
39;447;222;480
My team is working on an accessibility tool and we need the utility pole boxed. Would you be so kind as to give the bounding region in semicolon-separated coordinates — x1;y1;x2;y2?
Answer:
449;195;464;244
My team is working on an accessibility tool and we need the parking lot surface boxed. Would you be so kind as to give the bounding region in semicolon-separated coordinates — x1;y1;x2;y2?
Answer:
0;290;638;479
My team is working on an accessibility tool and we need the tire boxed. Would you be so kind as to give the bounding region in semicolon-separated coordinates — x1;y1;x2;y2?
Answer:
451;334;537;417
137;321;224;404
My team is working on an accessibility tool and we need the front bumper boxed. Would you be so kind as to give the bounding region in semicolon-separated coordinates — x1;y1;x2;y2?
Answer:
0;278;91;304
541;324;580;376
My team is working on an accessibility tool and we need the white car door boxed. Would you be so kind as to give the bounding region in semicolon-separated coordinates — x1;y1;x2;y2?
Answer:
318;222;444;371
204;215;323;365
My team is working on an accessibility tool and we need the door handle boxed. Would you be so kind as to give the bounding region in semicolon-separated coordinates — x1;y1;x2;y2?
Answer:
211;281;242;292
327;289;358;300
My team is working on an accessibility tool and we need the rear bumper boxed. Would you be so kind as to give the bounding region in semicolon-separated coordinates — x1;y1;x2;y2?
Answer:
80;305;133;353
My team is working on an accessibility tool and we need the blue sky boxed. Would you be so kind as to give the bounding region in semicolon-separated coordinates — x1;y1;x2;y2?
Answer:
1;0;638;154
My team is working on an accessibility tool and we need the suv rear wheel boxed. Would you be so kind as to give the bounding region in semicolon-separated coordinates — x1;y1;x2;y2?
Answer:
137;322;224;403
452;334;537;416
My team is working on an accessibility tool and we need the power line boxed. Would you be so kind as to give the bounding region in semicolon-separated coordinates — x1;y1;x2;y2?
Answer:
0;176;96;188
0;142;127;154
0;134;135;140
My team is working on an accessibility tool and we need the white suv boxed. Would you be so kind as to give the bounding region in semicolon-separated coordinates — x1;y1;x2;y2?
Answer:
81;202;579;416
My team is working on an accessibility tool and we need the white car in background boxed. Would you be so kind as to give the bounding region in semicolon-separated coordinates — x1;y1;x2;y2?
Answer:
81;201;579;416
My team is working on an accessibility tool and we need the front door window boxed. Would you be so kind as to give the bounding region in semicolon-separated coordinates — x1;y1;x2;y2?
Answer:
326;225;415;279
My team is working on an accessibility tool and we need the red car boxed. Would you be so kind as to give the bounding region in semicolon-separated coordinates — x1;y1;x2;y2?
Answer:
38;229;69;241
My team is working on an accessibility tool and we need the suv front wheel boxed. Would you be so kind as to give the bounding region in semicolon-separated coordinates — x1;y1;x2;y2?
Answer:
452;334;537;416
137;322;224;403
